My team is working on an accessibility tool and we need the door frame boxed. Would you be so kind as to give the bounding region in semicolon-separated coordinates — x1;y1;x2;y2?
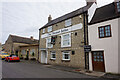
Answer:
91;51;105;72
41;50;48;64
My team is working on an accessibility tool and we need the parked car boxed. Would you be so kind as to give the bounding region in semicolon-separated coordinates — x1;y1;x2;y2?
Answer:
5;54;20;62
0;52;9;60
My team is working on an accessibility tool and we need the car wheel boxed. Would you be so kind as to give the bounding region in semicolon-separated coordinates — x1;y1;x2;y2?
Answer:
5;59;7;61
8;59;10;62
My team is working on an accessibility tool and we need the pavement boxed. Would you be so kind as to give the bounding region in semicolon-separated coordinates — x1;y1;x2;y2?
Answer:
41;62;120;79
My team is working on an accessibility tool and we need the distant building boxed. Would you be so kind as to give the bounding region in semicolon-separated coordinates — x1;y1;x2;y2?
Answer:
3;34;38;60
39;0;97;69
88;1;120;73
0;43;2;52
19;44;38;60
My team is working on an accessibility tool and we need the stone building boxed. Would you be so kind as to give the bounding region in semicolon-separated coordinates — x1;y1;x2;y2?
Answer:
88;1;120;73
39;1;97;69
3;34;38;58
19;44;38;60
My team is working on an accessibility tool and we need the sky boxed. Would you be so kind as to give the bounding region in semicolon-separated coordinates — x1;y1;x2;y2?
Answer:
0;0;114;44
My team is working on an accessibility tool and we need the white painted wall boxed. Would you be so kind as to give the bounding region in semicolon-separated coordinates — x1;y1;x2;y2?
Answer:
88;18;119;73
118;18;120;73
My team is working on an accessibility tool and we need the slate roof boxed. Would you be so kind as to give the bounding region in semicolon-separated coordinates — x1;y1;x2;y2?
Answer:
9;35;38;44
39;3;94;30
89;2;120;25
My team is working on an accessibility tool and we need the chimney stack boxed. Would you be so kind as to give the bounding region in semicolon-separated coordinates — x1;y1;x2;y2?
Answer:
114;0;119;2
86;0;97;5
48;15;52;22
30;36;33;40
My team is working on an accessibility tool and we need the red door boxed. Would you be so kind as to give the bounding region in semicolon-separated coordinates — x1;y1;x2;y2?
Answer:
92;51;105;72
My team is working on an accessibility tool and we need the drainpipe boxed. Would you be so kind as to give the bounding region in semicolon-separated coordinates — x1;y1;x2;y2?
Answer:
83;12;87;69
86;12;89;70
83;12;89;70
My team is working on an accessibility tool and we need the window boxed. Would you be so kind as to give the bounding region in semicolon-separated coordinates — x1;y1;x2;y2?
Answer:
65;19;71;27
21;50;26;55
51;51;56;60
98;25;112;38
61;33;71;47
62;51;70;60
42;29;45;33
46;37;53;48
117;2;120;12
48;26;52;32
30;49;35;55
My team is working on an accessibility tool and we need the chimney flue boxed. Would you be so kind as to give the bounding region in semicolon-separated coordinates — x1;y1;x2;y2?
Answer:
48;15;52;22
30;36;33;40
86;0;97;5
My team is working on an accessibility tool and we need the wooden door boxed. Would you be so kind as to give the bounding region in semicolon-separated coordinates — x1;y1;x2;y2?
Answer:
92;51;105;72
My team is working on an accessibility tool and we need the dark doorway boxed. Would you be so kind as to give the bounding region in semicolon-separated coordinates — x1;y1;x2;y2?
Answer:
92;51;105;72
26;51;29;60
15;50;18;56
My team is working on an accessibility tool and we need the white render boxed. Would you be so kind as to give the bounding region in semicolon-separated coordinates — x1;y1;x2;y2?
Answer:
88;18;119;73
41;23;83;38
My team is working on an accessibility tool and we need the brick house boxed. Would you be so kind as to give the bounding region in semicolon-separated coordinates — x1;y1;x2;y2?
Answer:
39;1;97;69
88;1;120;73
3;34;38;59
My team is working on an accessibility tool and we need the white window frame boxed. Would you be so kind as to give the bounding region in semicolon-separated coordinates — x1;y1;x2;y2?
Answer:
62;51;70;60
46;37;53;48
42;29;45;33
48;26;52;32
61;33;71;47
51;51;56;60
65;19;71;27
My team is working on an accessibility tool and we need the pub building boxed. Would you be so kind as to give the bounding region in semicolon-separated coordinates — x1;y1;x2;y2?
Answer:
38;0;97;69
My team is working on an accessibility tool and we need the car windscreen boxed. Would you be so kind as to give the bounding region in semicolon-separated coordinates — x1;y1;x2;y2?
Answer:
2;53;8;55
12;55;17;57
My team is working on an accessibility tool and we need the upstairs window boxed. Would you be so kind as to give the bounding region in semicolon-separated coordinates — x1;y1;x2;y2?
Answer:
65;19;71;27
46;37;53;48
61;33;71;47
98;25;112;38
117;2;120;12
42;29;45;33
48;26;52;32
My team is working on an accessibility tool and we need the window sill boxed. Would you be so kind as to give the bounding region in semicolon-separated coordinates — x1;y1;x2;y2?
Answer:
61;60;70;62
50;59;56;61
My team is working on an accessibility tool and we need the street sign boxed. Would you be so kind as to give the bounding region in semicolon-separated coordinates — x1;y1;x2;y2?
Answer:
84;45;91;52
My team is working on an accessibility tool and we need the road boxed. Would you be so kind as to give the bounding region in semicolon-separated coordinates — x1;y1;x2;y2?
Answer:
2;60;97;78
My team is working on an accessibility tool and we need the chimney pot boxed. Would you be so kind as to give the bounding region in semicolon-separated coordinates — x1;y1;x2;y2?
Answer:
86;0;97;5
30;36;33;40
48;15;52;22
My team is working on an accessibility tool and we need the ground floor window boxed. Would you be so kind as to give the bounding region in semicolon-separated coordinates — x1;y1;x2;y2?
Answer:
51;51;56;60
30;49;35;56
21;50;26;55
62;51;70;60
